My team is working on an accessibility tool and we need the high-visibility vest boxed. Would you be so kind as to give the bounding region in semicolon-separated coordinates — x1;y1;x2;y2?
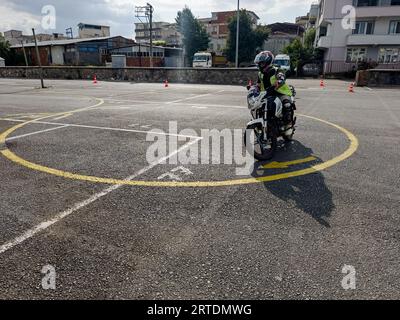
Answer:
259;69;292;96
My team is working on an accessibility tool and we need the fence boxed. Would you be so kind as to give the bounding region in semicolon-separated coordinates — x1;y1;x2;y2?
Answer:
323;60;400;74
323;61;357;74
375;63;400;70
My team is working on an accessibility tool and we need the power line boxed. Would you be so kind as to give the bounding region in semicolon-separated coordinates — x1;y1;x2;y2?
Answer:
135;3;154;67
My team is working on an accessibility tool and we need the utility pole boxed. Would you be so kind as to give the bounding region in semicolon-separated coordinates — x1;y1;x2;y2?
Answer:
235;0;240;68
32;28;45;89
66;27;73;39
20;40;28;67
135;3;154;68
148;3;153;68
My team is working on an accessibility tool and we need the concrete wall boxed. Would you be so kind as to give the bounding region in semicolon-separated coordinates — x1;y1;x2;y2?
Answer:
0;66;258;85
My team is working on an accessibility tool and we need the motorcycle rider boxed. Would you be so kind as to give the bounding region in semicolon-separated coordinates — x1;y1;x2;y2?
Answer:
253;51;294;126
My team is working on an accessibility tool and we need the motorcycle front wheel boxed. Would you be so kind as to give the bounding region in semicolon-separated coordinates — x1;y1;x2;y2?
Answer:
244;125;277;161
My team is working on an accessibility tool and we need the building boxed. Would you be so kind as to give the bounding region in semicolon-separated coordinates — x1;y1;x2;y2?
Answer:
199;11;260;55
4;30;67;46
4;30;33;46
263;23;304;55
78;23;110;38
10;36;134;66
160;23;182;46
296;3;319;30
111;44;184;67
135;22;182;46
134;22;181;45
315;0;400;73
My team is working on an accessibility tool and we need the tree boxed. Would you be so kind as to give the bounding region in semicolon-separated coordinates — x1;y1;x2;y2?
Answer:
0;33;10;59
303;28;316;49
283;28;323;75
224;10;269;66
176;7;209;66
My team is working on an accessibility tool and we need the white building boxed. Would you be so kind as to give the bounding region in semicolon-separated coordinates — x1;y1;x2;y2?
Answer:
0;57;5;67
315;0;400;73
134;22;182;46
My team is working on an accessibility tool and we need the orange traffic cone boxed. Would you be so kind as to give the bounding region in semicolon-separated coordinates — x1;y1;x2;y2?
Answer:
348;82;354;93
93;75;97;84
320;79;325;88
164;80;169;88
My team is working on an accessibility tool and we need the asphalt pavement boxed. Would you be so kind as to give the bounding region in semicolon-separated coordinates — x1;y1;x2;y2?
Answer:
0;78;399;299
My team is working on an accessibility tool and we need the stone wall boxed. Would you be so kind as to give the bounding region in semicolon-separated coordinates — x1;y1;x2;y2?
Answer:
356;69;400;87
0;66;258;85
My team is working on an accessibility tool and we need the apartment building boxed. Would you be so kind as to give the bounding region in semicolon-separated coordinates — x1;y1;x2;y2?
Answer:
78;23;110;38
296;3;320;30
263;23;304;55
199;11;259;55
315;0;400;72
134;22;182;46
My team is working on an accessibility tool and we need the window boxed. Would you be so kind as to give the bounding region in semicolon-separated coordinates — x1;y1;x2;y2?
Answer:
378;48;399;63
353;21;374;34
346;47;367;62
355;0;378;7
389;21;400;34
319;26;327;37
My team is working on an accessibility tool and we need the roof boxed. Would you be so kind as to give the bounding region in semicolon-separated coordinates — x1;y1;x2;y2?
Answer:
267;22;305;35
10;36;129;49
78;23;110;28
0;57;5;61
111;43;183;51
211;10;260;20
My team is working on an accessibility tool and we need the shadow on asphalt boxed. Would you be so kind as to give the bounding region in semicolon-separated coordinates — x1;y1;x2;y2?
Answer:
252;140;334;228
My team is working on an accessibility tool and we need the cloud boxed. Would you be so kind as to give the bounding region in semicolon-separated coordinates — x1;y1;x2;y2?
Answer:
0;2;41;34
0;0;315;37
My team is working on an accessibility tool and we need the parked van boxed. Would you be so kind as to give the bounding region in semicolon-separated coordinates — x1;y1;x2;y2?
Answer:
274;54;291;74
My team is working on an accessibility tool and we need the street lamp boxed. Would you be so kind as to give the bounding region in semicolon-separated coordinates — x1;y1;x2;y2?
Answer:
235;0;240;68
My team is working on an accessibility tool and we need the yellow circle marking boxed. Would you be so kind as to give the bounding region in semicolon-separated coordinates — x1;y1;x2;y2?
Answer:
0;106;359;188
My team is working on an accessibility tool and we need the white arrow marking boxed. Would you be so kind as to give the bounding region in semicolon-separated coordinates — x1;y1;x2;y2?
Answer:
171;166;193;176
157;172;182;181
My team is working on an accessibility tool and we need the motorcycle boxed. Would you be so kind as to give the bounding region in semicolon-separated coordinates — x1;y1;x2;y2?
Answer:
244;85;297;161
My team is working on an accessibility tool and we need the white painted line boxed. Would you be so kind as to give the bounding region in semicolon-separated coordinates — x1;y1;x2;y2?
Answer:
0;138;201;255
98;101;245;109
140;125;152;129
103;98;156;104
99;106;133;110
166;93;212;105
6;125;69;141
52;113;73;121
0;118;200;139
192;106;208;109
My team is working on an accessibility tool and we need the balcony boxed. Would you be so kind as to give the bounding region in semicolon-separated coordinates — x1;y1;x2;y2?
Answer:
355;5;400;18
317;36;332;49
347;34;400;46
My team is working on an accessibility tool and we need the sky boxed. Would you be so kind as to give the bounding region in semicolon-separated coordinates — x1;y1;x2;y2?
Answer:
0;0;315;38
